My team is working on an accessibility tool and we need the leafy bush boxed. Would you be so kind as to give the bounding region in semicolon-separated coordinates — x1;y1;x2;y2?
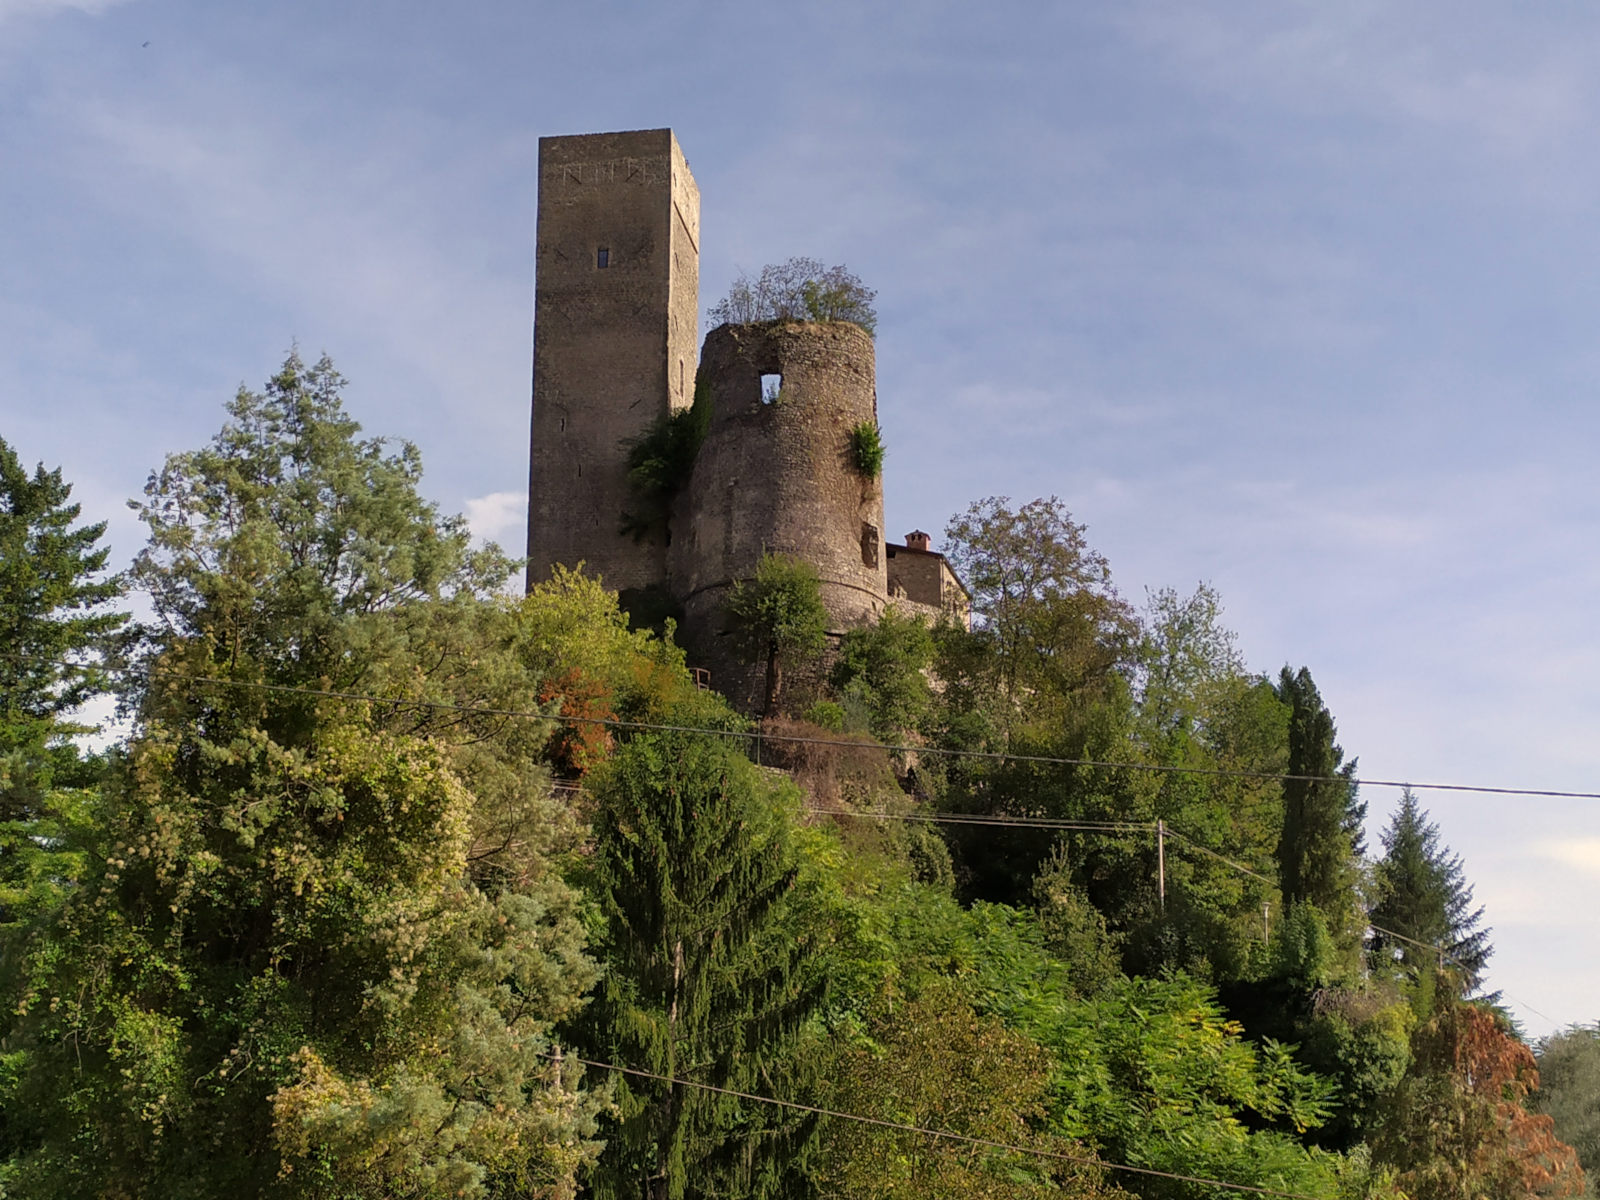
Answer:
802;699;846;731
620;377;712;539
847;421;884;478
708;257;878;336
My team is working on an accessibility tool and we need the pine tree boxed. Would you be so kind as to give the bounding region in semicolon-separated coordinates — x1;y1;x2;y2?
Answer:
579;727;826;1200
1274;666;1363;942
1369;787;1491;993
0;436;126;930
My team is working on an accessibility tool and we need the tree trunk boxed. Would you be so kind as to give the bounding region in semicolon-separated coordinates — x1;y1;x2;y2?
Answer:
764;641;781;715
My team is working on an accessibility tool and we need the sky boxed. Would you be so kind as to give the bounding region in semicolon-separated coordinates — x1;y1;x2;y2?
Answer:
3;0;1597;1036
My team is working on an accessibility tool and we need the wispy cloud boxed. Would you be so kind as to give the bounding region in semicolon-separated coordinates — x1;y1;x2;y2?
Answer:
0;0;128;23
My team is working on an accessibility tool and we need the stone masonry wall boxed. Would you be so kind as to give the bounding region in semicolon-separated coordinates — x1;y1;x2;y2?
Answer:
669;320;888;709
526;129;699;595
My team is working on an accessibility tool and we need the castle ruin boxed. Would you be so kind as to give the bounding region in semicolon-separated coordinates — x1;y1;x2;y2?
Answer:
526;128;967;708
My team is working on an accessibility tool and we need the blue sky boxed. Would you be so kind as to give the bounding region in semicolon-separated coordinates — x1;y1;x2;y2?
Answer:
4;0;1597;1034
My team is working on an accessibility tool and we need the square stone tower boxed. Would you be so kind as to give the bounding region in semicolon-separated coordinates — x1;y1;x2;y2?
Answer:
526;128;700;596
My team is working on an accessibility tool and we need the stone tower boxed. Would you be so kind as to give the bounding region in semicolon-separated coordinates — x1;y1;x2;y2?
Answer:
669;321;889;709
526;129;700;596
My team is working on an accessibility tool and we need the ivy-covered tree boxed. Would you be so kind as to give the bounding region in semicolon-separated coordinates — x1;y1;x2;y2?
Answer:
725;551;829;715
0;354;608;1198
1368;787;1491;993
0;436;126;932
577;727;826;1200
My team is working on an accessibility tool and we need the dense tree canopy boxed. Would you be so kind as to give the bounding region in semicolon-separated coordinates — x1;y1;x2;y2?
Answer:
0;370;1578;1200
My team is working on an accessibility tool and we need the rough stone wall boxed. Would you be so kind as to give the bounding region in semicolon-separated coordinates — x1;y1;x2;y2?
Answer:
886;543;972;629
669;321;888;708
526;128;699;595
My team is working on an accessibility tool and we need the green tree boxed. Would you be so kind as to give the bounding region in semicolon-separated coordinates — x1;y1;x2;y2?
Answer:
0;354;607;1197
828;605;935;741
1368;787;1491;993
940;496;1134;741
707;257;877;336
577;727;826;1200
725;551;829;715
0;436;126;932
1538;1025;1600;1187
1274;667;1363;947
821;985;1122;1200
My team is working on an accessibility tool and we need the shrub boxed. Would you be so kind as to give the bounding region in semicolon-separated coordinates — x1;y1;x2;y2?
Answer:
708;257;877;336
847;421;884;479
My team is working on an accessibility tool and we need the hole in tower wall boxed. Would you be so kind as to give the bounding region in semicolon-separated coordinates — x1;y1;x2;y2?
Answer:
760;374;782;405
597;247;610;268
860;523;880;568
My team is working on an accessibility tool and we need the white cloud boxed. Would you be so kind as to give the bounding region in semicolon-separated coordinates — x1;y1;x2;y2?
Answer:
464;490;525;550
0;0;128;22
1534;838;1600;878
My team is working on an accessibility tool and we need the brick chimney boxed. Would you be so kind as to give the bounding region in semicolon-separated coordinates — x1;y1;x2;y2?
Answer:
905;530;931;552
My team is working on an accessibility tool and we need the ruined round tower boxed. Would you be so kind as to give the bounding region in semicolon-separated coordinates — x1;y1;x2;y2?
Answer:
668;320;888;708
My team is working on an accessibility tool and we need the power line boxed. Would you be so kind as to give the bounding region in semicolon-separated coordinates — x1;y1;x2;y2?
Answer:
554;1050;1327;1200
60;657;1600;803
21;655;1574;1026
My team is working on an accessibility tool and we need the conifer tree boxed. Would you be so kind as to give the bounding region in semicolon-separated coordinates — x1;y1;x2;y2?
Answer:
1368;787;1491;993
579;727;826;1200
1274;667;1363;942
0;436;126;930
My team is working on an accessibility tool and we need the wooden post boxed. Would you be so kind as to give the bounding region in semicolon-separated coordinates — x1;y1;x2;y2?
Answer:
1156;819;1166;913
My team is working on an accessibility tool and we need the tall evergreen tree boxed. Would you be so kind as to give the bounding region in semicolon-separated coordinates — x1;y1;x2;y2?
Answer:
0;436;126;930
1368;787;1491;993
579;727;826;1200
1274;667;1363;941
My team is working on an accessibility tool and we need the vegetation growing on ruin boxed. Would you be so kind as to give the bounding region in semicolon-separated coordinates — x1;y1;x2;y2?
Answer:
708;256;878;336
620;374;712;541
847;419;885;478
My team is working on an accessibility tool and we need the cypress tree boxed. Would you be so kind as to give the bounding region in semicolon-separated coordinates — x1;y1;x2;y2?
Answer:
1369;787;1491;992
1274;666;1363;941
579;727;825;1200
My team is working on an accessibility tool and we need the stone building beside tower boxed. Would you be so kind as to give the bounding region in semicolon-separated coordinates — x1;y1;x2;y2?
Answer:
525;128;967;708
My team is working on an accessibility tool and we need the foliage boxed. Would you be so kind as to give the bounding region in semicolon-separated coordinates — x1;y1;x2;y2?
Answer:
1275;667;1363;951
707;257;878;336
725;551;830;715
621;378;712;542
821;984;1124;1200
1368;787;1491;994
940;496;1135;743
1537;1025;1600;1186
575;727;827;1200
0;436;127;932
0;355;608;1197
846;420;884;479
1376;995;1585;1200
801;699;846;731
829;606;935;741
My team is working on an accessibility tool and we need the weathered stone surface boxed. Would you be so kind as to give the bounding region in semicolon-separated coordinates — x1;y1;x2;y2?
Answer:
525;129;699;595
670;320;888;707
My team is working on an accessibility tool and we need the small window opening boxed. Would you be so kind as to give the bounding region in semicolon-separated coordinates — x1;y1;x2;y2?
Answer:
759;373;782;405
680;359;686;396
597;246;610;268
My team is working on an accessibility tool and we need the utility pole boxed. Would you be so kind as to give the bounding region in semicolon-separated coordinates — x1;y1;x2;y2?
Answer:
1156;819;1166;913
